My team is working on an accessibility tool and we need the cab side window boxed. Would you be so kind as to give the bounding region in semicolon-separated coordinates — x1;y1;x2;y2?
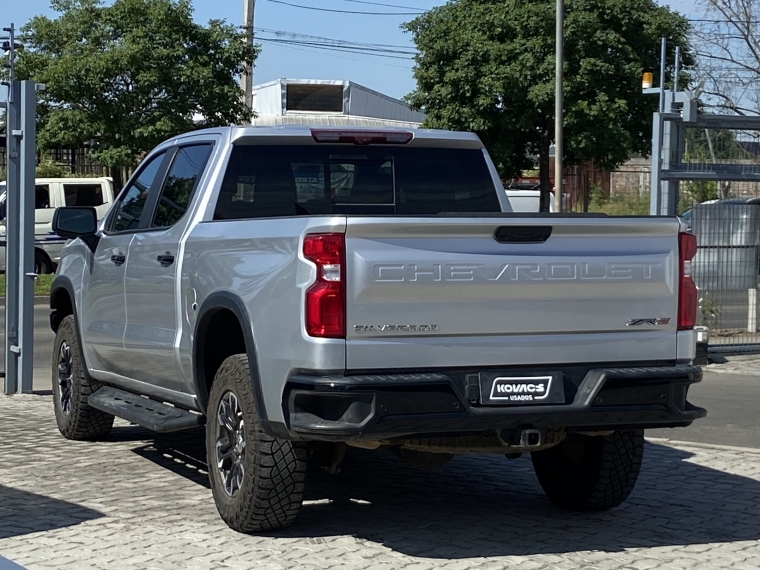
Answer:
111;152;166;233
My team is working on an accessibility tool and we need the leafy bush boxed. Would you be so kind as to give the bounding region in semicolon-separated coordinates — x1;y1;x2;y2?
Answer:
679;180;718;214
588;191;650;216
35;159;72;178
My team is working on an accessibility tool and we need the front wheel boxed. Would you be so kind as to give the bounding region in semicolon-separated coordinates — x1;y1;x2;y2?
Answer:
531;430;644;511
206;355;309;533
52;315;114;440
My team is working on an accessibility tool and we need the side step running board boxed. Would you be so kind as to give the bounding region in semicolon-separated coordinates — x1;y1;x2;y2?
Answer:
88;386;204;433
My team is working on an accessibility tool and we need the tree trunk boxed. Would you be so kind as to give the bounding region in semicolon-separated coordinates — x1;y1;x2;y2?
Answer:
109;166;124;193
538;134;551;212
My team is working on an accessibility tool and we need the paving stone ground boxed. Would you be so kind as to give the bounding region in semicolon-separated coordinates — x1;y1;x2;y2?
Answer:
2;394;760;570
705;353;760;376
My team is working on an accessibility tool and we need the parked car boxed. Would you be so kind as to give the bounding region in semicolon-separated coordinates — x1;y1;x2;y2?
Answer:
0;177;114;273
49;126;704;533
680;197;760;231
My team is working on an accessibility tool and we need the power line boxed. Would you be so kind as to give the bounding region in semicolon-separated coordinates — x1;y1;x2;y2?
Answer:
336;0;429;9
689;18;760;24
256;38;414;68
255;26;417;50
265;0;424;15
256;36;416;58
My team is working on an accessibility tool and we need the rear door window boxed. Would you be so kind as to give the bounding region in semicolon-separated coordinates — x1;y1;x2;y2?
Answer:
152;144;213;228
214;145;500;219
63;183;105;207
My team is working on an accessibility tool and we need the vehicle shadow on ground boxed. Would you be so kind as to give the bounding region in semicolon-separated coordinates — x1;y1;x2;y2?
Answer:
115;425;211;489
0;485;104;539
127;428;760;558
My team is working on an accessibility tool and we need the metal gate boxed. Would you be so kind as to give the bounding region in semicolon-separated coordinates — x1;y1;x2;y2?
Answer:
691;204;760;347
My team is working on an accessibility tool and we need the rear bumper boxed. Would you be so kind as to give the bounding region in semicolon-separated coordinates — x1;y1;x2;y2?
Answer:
279;365;706;441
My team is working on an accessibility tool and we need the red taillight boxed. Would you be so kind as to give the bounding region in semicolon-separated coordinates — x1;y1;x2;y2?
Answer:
678;232;698;330
303;234;345;338
310;129;413;145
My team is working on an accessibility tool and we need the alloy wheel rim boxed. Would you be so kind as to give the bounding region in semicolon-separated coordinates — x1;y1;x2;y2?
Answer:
215;391;246;497
57;342;73;415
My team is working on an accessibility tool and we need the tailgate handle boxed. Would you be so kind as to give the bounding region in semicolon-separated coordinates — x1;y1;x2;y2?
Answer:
494;226;552;244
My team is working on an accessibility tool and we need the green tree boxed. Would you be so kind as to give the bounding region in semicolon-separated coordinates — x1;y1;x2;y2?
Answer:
404;0;691;206
13;0;257;185
684;128;743;162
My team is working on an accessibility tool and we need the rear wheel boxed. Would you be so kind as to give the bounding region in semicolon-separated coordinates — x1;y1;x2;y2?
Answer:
206;354;309;532
52;316;114;440
530;430;644;511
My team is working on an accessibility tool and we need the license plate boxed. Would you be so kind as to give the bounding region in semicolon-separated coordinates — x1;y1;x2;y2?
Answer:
479;372;565;405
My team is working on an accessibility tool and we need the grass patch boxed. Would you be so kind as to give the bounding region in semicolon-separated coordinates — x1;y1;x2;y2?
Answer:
587;189;650;216
0;274;55;297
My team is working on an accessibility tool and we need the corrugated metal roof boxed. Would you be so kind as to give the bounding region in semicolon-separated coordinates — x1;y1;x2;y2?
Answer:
251;78;426;124
252;113;422;129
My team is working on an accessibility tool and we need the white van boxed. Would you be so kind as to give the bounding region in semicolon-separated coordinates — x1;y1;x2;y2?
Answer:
0;177;115;273
505;189;556;212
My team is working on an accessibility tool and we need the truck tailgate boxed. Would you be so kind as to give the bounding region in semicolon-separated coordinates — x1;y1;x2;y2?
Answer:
345;216;682;369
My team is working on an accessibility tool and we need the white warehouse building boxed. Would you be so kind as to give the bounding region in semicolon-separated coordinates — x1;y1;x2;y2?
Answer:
251;79;425;128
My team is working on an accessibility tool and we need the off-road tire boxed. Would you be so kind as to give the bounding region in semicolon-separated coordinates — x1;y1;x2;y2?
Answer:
52;315;114;440
531;430;644;511
206;354;309;533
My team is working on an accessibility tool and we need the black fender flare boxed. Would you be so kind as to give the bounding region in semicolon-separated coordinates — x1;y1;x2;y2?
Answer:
49;275;76;333
193;292;268;423
49;275;95;382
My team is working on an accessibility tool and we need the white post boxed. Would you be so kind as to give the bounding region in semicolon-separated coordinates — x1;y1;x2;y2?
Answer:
749;288;757;333
553;0;564;213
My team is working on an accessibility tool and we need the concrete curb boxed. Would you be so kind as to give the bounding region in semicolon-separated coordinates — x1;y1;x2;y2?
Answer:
0;297;49;305
647;436;760;454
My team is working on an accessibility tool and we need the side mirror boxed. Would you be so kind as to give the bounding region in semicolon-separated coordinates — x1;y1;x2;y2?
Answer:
53;207;98;238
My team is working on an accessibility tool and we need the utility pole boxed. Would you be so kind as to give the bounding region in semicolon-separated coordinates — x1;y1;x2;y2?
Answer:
553;0;564;213
242;0;255;114
649;37;667;216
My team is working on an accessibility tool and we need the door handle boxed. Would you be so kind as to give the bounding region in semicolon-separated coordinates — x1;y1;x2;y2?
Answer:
111;254;126;266
156;253;175;267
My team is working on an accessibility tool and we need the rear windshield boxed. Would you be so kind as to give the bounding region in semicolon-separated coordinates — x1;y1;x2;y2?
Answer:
214;145;501;219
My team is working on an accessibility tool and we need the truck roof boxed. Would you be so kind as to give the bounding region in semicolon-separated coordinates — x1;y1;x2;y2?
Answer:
169;125;484;149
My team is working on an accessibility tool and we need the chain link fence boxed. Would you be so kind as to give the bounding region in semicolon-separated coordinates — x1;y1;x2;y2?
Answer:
610;153;760;348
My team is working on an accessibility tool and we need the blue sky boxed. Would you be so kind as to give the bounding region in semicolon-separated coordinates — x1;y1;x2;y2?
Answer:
2;0;699;101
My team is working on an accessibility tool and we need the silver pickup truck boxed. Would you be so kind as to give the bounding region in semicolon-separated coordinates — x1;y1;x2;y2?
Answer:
49;125;705;533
